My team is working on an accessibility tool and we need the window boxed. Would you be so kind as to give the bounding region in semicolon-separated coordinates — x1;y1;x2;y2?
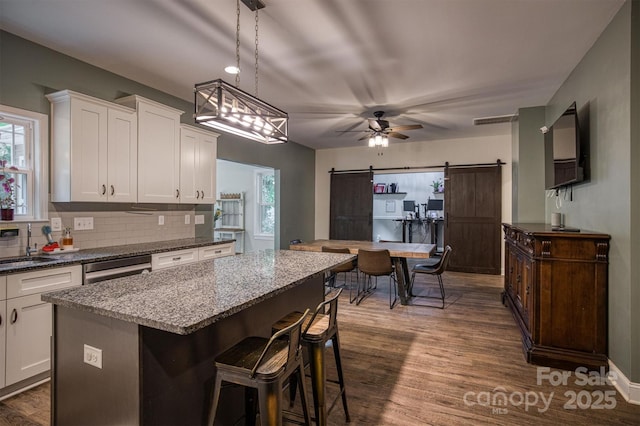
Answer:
255;171;275;238
0;105;48;221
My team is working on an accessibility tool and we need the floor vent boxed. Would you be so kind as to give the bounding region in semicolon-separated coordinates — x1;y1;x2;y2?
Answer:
473;114;518;125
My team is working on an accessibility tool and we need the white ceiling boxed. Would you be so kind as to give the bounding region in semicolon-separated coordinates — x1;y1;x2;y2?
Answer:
0;0;624;149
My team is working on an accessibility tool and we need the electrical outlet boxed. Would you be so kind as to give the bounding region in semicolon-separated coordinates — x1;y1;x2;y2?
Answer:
74;217;94;230
83;344;102;369
195;215;205;225
50;217;62;232
184;214;190;225
158;215;164;225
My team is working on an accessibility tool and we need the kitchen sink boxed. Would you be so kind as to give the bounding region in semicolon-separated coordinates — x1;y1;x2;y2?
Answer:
0;256;58;268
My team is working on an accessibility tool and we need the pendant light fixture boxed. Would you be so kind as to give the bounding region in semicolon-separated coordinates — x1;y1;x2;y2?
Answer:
194;0;288;144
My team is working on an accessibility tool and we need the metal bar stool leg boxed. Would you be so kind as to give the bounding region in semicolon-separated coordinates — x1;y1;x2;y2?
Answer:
257;380;283;426
331;332;350;422
208;375;223;426
308;341;327;425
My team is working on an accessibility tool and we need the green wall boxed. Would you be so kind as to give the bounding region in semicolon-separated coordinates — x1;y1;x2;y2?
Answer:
0;30;315;248
543;1;638;381
511;106;546;222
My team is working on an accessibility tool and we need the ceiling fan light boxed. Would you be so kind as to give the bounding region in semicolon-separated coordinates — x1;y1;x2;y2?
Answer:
224;65;240;74
382;135;389;147
368;137;375;147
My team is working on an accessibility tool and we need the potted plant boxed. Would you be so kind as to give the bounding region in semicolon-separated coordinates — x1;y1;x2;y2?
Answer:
0;160;19;220
213;208;222;228
431;178;444;194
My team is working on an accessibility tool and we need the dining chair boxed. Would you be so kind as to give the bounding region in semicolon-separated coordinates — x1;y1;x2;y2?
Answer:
357;248;397;309
409;245;453;309
208;309;311;426
321;246;358;299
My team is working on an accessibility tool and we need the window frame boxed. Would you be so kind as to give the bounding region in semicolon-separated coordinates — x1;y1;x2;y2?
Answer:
254;170;275;240
0;105;48;222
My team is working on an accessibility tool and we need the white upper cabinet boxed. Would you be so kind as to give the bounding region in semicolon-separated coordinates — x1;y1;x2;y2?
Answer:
180;125;217;204
116;95;183;203
47;90;137;202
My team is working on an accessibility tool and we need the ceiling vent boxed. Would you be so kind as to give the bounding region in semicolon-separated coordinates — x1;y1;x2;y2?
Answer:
473;114;518;125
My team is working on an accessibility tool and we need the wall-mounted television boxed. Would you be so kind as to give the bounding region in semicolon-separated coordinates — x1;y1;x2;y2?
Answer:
544;102;586;189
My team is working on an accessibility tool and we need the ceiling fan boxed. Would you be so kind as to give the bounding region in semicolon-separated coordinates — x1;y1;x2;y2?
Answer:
337;111;423;146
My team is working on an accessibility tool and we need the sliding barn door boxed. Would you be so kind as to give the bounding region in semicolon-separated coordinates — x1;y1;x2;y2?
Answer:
329;172;373;241
444;165;502;274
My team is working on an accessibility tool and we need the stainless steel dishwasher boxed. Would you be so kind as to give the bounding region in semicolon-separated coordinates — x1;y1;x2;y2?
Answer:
83;254;152;284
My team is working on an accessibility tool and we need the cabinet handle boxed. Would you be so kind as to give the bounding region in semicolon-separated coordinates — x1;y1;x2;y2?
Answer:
0;313;2;326
196;190;201;199
10;309;17;324
176;189;180;199
214;250;222;254
201;190;205;199
102;184;107;195
172;257;181;261
110;185;115;196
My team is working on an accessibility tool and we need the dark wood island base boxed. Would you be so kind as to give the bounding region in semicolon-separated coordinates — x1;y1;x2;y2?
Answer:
52;274;323;426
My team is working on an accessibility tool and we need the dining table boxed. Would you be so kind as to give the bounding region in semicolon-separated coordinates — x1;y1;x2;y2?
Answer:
289;239;437;305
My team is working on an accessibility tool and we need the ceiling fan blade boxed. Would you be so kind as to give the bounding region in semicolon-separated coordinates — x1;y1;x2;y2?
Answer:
358;135;371;141
335;129;368;133
388;132;409;140
389;124;423;132
368;119;383;132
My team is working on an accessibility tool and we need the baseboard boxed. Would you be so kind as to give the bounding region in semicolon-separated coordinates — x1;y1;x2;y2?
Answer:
608;359;640;405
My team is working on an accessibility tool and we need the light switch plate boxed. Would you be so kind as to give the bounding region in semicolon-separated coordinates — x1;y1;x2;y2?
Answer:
50;217;62;232
195;215;205;225
184;214;190;225
158;215;164;225
74;217;94;230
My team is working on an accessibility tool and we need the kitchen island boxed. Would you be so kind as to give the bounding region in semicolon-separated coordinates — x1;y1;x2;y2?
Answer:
42;249;355;426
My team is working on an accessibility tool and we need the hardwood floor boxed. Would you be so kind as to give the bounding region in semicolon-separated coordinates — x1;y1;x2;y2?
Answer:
1;271;639;425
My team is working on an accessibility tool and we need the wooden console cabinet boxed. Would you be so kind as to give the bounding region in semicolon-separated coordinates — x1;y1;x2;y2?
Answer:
502;223;610;371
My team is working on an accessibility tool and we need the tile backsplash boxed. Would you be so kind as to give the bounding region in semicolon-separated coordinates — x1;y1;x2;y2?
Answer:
0;203;210;258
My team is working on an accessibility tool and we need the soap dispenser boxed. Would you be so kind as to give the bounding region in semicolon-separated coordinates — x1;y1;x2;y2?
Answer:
62;228;73;250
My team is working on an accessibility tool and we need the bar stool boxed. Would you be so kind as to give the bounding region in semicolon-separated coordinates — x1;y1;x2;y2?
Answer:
272;288;350;426
208;309;311;426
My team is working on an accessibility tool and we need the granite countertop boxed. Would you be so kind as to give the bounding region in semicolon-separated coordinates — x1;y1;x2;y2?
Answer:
42;250;355;335
0;237;233;274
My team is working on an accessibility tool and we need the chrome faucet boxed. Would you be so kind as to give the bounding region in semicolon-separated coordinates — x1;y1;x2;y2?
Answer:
26;223;37;256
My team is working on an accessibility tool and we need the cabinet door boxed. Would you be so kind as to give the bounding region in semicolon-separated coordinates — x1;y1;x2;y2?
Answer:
70;98;108;201
180;127;217;205
179;128;199;204
197;132;217;204
521;256;533;330
108;108;138;202
137;101;181;203
5;294;52;386
0;300;6;388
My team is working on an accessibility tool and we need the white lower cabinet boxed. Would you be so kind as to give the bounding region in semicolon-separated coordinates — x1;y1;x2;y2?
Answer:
0;276;6;388
199;243;235;259
1;265;81;390
152;243;235;271
152;248;199;270
5;294;53;385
